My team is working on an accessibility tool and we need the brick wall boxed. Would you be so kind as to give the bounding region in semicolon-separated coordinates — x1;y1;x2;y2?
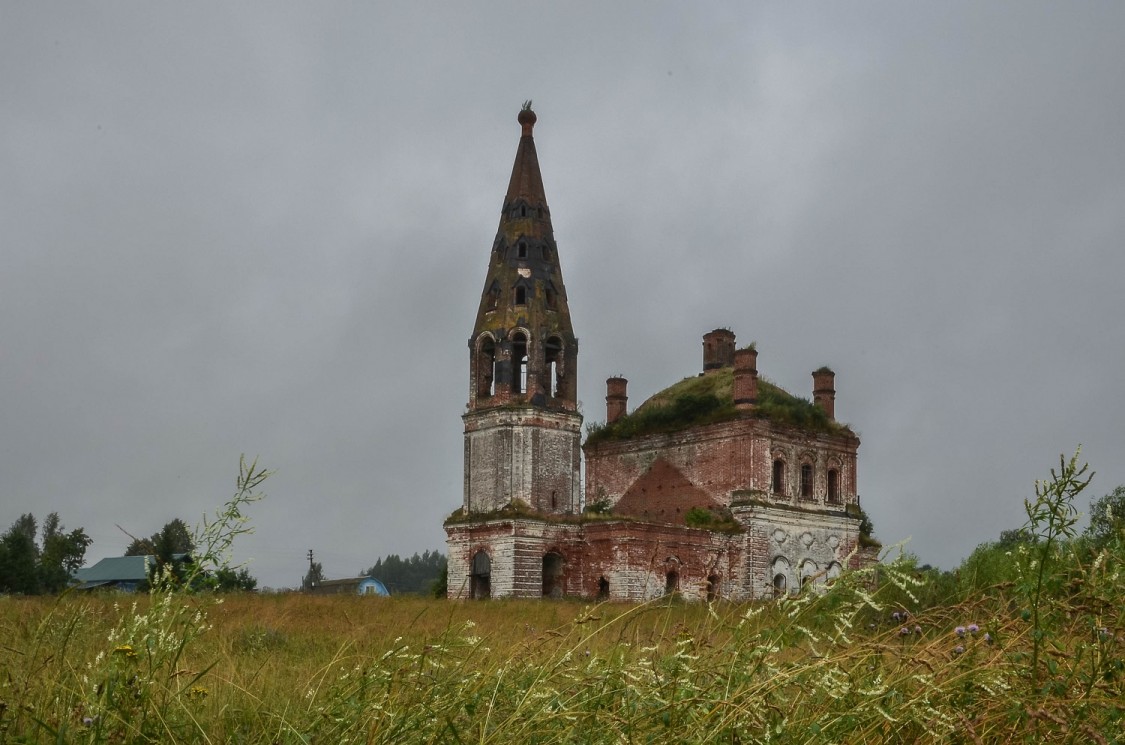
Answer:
463;407;582;514
584;417;859;513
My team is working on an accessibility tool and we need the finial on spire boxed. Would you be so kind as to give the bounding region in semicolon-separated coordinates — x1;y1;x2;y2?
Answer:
518;101;536;136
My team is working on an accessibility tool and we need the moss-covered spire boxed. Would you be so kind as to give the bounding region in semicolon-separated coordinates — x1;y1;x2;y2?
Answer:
467;106;578;412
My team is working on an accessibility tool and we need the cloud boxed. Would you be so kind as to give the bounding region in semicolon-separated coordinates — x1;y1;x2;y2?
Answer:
2;2;1123;586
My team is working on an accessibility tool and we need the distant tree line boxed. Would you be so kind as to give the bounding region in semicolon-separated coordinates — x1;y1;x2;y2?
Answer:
0;512;91;595
879;481;1125;609
363;550;446;595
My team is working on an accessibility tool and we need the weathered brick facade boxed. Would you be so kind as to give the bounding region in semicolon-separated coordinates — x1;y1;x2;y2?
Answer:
446;108;876;602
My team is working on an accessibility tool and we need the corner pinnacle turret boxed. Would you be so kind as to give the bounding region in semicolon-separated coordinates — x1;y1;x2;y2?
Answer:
467;105;578;412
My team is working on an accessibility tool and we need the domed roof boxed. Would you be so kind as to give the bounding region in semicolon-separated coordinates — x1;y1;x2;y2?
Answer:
586;366;851;445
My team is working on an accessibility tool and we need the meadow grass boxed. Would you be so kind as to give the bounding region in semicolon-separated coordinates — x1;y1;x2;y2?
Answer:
2;570;1121;744
1;452;1122;743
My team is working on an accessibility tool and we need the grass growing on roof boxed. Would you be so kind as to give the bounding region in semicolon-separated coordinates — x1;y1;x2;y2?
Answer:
585;366;849;445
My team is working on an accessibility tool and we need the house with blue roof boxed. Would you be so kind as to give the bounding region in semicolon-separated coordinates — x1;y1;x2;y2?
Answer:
72;553;193;591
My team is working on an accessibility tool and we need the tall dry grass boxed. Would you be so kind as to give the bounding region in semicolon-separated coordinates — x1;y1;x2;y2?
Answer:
0;451;1121;743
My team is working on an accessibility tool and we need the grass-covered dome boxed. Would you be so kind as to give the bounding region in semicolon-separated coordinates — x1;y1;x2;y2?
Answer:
585;366;850;445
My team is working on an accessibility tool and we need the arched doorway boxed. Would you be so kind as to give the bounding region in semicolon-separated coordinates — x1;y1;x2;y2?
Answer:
665;570;679;596
542;552;564;598
470;551;491;600
597;576;609;600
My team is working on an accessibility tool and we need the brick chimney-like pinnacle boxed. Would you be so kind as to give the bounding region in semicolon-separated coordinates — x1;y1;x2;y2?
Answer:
733;347;758;410
606;377;628;424
812;367;836;420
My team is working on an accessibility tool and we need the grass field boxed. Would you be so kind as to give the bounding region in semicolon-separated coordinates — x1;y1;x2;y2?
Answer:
2;565;1122;744
2;453;1122;743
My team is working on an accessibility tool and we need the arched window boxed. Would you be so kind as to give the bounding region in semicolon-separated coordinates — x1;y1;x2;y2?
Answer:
827;469;840;504
486;283;500;311
514;286;527;305
771;557;791;598
773;573;787;597
772;459;786;495
517;241;528;258
800;560;819;589
476;336;496;398
800;463;814;499
511;332;528;394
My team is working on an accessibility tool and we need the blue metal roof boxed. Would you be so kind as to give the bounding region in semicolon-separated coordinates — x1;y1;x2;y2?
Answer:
73;556;153;584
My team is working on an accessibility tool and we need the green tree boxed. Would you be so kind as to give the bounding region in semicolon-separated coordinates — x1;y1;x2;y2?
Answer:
38;512;92;593
302;561;325;591
430;562;448;598
125;518;195;557
213;566;258;592
0;514;40;594
125;518;197;587
364;550;446;595
1085;484;1125;550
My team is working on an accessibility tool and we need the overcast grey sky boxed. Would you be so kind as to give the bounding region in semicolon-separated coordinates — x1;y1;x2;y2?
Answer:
3;2;1123;589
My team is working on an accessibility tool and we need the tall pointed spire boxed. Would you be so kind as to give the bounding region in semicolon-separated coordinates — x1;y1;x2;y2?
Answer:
468;104;577;412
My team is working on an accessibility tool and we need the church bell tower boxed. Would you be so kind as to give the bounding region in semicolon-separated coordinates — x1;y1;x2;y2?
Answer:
463;105;582;516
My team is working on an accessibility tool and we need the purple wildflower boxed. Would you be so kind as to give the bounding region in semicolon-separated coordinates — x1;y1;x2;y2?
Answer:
967;623;979;634
955;626;966;637
892;611;902;622
953;645;965;655
984;633;993;644
914;625;922;635
900;626;910;636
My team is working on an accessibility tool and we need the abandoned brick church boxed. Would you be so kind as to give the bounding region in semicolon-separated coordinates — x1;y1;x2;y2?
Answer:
445;107;877;601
